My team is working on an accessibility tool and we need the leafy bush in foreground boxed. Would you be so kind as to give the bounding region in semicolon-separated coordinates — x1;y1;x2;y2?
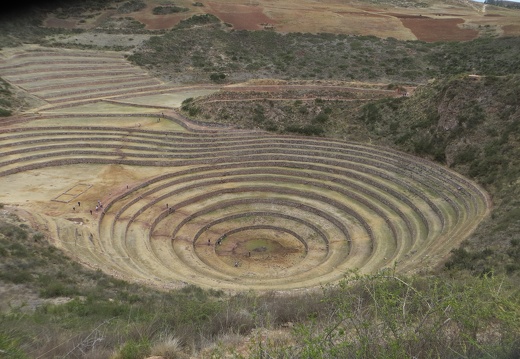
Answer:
248;272;520;359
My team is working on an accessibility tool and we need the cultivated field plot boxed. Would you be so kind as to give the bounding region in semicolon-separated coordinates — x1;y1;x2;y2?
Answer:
0;47;490;292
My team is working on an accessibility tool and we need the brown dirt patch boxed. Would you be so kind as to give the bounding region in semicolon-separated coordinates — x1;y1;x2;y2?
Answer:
44;16;77;29
206;2;276;30
266;5;413;40
400;17;478;42
388;13;430;19
502;24;520;36
66;217;86;224
336;11;385;18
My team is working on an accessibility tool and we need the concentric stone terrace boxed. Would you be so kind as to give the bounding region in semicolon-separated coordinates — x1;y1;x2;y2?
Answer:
0;46;490;291
0;122;490;291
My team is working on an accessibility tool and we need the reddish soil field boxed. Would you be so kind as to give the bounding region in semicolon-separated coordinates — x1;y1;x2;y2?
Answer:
336;11;385;18
502;24;520;36
206;2;276;30
133;13;187;30
400;17;479;42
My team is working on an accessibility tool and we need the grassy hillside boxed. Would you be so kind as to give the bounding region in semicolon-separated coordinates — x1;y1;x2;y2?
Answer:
356;75;520;275
0;77;47;116
129;19;520;84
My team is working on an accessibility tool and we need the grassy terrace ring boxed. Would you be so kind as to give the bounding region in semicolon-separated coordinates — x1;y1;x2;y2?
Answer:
0;124;490;291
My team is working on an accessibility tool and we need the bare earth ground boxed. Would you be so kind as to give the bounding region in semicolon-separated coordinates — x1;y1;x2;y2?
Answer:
0;44;491;292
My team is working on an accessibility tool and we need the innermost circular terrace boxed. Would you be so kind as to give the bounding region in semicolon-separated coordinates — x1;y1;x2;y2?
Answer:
214;230;306;275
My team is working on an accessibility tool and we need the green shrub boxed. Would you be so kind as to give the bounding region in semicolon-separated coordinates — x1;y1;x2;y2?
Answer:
188;107;200;117
152;6;188;15
39;282;78;298
453;146;479;165
249;274;520;359
116;339;151;359
285;124;324;136
32;232;44;242
118;0;146;14
209;72;226;82
6;242;28;257
360;103;381;124
0;269;32;284
252;105;265;123
313;112;329;123
181;98;202;117
298;106;308;114
0;332;27;359
176;14;220;29
0;223;28;241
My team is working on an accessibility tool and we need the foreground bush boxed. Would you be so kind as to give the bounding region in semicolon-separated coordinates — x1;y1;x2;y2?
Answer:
246;272;520;359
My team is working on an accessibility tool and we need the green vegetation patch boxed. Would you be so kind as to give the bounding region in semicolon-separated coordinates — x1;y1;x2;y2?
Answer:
152;5;189;15
129;24;520;84
118;0;146;14
352;75;520;275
